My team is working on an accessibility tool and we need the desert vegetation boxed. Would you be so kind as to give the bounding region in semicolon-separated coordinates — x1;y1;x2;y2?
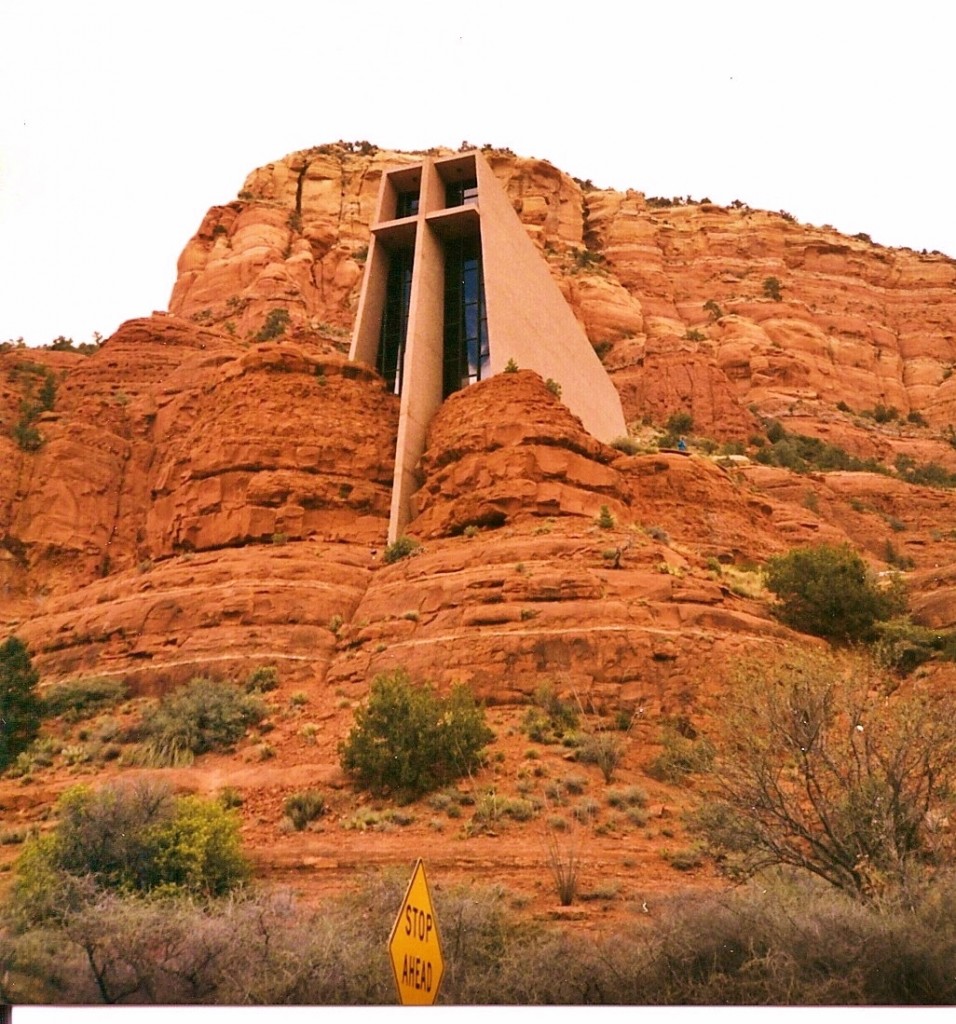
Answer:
0;637;42;769
2;859;955;1004
691;648;956;899
3;637;956;1004
339;669;494;802
765;542;905;642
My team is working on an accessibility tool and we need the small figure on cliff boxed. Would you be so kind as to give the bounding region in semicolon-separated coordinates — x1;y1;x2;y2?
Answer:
677;436;688;453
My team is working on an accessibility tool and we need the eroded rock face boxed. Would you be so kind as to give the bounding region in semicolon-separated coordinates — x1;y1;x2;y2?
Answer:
4;141;956;704
410;370;629;537
1;315;400;688
167;143;956;455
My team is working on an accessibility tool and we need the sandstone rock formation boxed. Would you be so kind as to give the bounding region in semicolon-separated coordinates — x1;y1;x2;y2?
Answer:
4;140;956;694
2;143;956;914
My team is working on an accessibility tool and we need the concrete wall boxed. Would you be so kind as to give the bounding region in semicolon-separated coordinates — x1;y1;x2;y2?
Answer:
472;154;626;443
387;161;447;542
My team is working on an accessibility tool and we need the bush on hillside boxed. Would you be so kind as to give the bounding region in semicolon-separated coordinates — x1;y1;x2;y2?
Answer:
11;780;248;925
135;677;265;767
340;670;493;802
42;676;128;721
765;542;905;642
382;535;420;564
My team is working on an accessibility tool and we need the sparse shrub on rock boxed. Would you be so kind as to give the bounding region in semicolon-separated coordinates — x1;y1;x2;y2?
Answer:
382;535;420;565
284;790;326;830
254;307;290;341
42;676;128;721
577;732;625;783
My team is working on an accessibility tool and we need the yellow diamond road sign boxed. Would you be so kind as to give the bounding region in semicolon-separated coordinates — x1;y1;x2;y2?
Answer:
388;858;445;1005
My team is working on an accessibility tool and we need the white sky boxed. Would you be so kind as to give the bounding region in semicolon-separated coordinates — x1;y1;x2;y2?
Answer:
1;0;954;347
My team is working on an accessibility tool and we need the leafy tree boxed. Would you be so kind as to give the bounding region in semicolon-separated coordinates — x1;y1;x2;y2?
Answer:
692;650;956;899
340;670;493;802
145;795;249;898
0;637;42;769
765;543;905;642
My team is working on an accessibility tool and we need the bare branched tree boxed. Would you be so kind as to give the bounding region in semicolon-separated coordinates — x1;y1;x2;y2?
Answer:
693;649;956;899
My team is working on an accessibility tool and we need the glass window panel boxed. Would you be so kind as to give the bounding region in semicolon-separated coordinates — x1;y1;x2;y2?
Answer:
396;190;420;218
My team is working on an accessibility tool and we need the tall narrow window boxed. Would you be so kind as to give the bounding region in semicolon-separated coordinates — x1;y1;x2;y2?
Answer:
443;235;489;397
378;248;414;394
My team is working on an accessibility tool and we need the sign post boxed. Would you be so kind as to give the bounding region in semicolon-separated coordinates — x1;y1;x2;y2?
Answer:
387;858;445;1005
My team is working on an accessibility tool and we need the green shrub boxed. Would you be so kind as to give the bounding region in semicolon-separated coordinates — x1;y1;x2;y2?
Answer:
521;683;579;744
38;370;57;411
894;453;956;489
765;418;786;443
0;637;42;770
339;670;493;802
284;790;326;830
383;535;420;565
665;411;694;435
11;420;43;451
607;785;649;809
884;539;915;570
254;308;290;341
136;677;265;766
765;543;906;642
662;846;705;871
872;618;956;674
504;358;519;373
6;736;59;778
647;730;715;783
42;676;128;721
755;425;887;475
577;732;625;783
472;791;538;827
12;780;248;923
245;665;279;693
870;403;899;423
596;505;615;529
147;795;250;898
572;797;600;823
